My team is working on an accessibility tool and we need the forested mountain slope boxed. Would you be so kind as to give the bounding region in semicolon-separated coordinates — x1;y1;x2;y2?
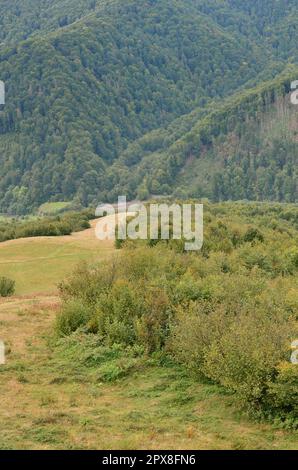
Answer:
104;69;298;203
0;0;297;213
0;0;103;45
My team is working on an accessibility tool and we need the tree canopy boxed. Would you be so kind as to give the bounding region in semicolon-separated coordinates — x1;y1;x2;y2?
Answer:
0;0;297;213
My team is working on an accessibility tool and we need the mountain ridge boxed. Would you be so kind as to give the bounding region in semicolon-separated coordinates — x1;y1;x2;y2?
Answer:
0;0;297;213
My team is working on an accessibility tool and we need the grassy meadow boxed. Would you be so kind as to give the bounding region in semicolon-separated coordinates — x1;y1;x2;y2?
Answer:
0;220;114;295
0;297;297;450
38;202;74;215
0;202;297;450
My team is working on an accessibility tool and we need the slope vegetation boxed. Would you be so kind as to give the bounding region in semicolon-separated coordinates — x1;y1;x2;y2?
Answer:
0;0;297;212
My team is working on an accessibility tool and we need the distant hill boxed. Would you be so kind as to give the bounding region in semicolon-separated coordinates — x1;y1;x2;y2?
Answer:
0;0;297;213
114;69;297;203
0;0;101;45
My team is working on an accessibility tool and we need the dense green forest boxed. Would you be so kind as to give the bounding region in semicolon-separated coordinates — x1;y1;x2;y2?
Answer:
0;0;297;213
0;0;101;44
108;70;298;203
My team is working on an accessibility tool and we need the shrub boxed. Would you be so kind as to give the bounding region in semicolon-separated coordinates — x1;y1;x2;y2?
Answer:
0;277;15;297
135;288;171;353
55;300;93;336
169;296;297;417
266;363;298;428
243;227;264;243
54;201;298;422
97;358;140;382
173;273;212;303
202;311;294;410
169;301;232;375
0;209;93;243
95;280;141;345
58;261;117;305
286;247;298;271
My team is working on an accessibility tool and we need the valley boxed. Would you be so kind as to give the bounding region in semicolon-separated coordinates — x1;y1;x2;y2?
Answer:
0;0;297;454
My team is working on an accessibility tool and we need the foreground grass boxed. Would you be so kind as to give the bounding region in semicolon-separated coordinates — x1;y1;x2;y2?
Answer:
0;298;297;450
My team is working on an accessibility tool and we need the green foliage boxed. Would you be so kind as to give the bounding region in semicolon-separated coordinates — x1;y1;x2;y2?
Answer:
267;363;298;428
0;1;297;212
56;202;298;422
38;202;76;216
243;227;264;244
55;300;93;336
0;209;93;242
0;276;15;297
202;311;294;407
142;72;298;204
0;0;100;45
53;333;145;383
96;358;141;382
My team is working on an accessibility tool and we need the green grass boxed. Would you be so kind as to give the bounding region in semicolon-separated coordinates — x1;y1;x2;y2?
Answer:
38;202;73;215
0;308;297;450
0;237;113;295
0;205;297;449
0;215;12;222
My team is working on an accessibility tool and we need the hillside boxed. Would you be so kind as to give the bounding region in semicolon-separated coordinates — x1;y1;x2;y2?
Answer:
0;0;297;213
118;69;298;202
0;0;102;45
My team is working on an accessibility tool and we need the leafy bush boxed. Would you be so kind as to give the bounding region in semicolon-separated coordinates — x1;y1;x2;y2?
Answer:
0;210;93;243
266;363;298;428
55;202;298;421
170;298;297;419
202;311;294;408
0;277;15;297
243;227;264;243
169;301;232;375
55;301;93;336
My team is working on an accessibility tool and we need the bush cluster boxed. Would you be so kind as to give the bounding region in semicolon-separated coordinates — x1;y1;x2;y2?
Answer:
0;277;15;297
0;209;94;242
55;202;298;425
